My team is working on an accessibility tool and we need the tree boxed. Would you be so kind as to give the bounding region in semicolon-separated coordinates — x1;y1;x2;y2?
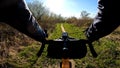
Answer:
79;11;93;27
80;11;90;19
27;0;49;20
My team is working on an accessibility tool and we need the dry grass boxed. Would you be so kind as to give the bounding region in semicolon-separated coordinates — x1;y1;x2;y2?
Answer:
105;26;120;42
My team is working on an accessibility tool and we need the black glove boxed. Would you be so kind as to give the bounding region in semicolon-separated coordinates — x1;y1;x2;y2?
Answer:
84;27;99;43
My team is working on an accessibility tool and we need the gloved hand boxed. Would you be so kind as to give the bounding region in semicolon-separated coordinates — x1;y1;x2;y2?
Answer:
84;27;99;43
41;29;48;43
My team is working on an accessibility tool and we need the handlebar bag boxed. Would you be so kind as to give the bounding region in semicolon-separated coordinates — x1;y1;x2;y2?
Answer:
47;39;87;59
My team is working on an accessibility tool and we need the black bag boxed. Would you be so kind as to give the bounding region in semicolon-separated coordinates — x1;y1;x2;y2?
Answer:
47;39;87;59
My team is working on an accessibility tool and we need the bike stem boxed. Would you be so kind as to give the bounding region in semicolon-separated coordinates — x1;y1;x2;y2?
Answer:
61;59;71;68
61;24;71;68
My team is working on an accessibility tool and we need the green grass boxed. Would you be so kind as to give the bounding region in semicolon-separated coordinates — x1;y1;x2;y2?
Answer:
5;23;120;68
49;23;120;68
49;23;86;39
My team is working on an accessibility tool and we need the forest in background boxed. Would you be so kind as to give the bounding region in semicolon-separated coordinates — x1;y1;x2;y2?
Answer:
0;0;120;68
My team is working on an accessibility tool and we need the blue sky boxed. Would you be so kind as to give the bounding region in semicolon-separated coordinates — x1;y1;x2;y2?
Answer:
26;0;98;18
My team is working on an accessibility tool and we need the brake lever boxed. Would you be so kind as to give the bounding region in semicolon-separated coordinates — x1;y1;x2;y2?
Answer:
37;29;48;57
80;39;98;58
37;43;45;57
87;42;98;58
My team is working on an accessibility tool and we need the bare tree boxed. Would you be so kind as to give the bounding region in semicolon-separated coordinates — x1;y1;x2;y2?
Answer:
27;0;49;20
80;11;90;19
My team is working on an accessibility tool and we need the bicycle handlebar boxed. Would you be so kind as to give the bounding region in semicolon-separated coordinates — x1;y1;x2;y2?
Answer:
32;27;98;67
37;32;98;59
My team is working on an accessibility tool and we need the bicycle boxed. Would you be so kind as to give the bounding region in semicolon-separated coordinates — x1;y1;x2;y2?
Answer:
35;24;98;68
